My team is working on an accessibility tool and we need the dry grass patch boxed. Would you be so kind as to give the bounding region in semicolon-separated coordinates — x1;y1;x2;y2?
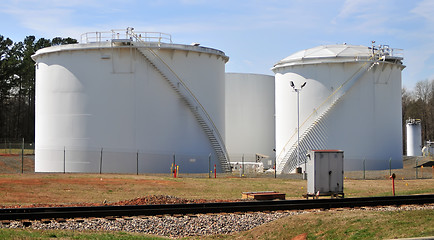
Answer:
0;173;433;207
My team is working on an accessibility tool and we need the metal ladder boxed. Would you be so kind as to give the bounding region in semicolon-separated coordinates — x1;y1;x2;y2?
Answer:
128;36;231;173
276;60;375;174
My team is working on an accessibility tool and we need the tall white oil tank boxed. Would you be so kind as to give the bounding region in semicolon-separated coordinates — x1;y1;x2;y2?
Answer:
32;28;230;173
225;73;275;165
272;44;405;174
406;119;422;156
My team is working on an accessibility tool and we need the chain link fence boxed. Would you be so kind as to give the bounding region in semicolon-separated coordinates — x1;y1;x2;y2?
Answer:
0;141;432;180
0;138;35;155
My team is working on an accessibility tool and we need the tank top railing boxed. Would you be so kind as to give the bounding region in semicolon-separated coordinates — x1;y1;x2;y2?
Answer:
276;57;375;174
126;29;231;173
80;28;172;44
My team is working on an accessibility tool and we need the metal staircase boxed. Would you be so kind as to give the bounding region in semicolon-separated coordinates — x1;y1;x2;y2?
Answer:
276;60;376;174
126;32;231;173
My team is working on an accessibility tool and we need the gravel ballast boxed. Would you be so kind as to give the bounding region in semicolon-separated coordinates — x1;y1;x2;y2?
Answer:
1;204;434;238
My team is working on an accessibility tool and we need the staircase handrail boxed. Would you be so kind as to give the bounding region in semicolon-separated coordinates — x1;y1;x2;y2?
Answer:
277;57;375;167
128;30;231;170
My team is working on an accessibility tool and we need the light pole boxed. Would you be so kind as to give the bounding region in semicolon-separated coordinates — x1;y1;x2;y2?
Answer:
290;81;307;180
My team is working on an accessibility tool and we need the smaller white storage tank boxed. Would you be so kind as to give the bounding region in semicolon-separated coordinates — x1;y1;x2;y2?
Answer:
306;150;344;196
225;73;275;164
406;119;422;156
423;141;434;157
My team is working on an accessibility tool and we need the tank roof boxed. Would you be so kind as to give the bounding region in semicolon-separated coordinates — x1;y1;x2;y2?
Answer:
272;44;404;71
32;41;229;63
32;28;228;62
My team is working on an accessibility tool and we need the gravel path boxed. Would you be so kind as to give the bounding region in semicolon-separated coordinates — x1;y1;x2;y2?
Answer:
1;204;434;238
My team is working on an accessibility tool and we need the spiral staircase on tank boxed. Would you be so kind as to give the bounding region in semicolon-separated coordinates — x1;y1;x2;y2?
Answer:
276;58;377;174
124;30;231;173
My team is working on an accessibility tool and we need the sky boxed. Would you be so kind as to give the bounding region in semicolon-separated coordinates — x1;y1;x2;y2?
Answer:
1;0;433;90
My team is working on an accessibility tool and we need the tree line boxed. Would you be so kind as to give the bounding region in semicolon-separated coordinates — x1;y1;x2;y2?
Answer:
402;79;434;153
0;34;433;153
0;35;77;141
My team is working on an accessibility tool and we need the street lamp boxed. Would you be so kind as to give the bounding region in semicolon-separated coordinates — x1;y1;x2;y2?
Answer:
290;81;307;180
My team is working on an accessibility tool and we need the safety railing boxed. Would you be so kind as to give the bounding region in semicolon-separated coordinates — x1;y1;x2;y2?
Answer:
80;28;172;44
277;57;375;174
125;29;231;172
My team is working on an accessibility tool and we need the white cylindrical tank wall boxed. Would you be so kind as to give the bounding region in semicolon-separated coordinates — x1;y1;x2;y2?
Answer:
225;73;275;166
406;119;422;156
272;44;405;173
32;30;229;173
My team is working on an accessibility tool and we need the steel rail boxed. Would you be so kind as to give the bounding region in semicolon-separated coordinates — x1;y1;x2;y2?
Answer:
1;194;434;221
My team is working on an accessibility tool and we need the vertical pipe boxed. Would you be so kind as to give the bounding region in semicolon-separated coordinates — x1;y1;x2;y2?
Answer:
173;153;175;176
100;148;103;174
214;164;216;178
21;138;24;174
416;159;418;179
297;90;301;179
363;159;365;180
136;151;139;175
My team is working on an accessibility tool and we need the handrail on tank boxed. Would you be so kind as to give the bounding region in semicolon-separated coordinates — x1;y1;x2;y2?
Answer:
127;28;231;169
277;56;375;165
80;28;172;44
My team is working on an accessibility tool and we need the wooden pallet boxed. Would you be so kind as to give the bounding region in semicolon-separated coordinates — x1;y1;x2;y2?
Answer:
242;191;286;200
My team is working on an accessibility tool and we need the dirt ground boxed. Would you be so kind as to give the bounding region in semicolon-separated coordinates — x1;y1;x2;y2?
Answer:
0;155;433;207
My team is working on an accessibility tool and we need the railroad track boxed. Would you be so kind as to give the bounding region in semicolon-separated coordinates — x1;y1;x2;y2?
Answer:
1;194;434;221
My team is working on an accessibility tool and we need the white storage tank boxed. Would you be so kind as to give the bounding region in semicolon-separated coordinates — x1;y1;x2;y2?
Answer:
225;73;275;166
406;119;422;156
272;44;405;174
32;28;230;173
306;150;344;196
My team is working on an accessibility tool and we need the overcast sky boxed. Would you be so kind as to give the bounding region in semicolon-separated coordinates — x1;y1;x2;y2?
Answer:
1;0;433;89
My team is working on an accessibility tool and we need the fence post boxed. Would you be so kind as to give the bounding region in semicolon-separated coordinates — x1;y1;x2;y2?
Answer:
136;151;139;175
21;138;24;172
416;158;418;179
208;153;211;179
363;159;366;180
389;157;392;176
100;148;103;174
240;154;244;178
21;138;24;174
63;146;66;174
